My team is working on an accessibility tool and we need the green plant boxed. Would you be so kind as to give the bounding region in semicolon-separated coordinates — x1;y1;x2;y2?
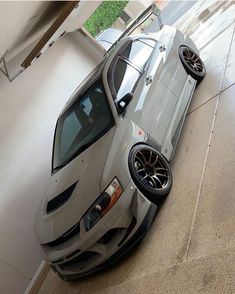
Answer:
84;1;128;37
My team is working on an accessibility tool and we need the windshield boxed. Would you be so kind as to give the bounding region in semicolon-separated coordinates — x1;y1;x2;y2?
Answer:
53;79;114;171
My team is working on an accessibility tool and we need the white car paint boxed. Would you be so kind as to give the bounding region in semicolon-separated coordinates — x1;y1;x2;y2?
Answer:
96;28;123;50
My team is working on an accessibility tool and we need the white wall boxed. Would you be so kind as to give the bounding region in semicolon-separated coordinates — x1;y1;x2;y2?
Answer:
124;0;153;19
0;32;100;294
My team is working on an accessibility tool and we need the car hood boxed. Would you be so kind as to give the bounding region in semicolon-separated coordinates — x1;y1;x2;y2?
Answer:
34;126;115;244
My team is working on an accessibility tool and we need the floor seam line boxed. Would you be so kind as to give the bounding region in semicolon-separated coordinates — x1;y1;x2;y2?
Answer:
184;95;220;261
186;244;235;263
187;94;218;116
184;21;235;261
219;22;235;92
93;245;235;294
221;81;235;94
0;255;31;280
187;80;235;116
187;19;235;116
92;262;185;294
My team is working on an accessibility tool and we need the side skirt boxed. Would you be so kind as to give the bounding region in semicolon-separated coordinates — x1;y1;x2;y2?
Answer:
161;75;197;161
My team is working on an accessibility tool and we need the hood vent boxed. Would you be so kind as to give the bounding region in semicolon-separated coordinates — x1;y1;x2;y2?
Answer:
46;181;78;214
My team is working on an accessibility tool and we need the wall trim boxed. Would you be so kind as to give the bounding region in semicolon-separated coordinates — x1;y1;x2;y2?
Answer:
24;261;49;294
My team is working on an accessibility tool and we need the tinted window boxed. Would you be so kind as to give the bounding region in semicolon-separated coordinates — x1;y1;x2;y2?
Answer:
120;39;155;69
53;80;114;170
111;58;140;101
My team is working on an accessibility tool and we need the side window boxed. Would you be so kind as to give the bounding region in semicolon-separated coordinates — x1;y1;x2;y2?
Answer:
107;38;156;105
120;39;155;69
110;58;141;102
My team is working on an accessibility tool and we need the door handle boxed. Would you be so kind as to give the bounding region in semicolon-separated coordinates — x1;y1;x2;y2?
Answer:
145;75;153;85
159;45;166;52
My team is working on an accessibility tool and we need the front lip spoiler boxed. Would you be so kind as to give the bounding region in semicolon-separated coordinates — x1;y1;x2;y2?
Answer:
55;202;157;281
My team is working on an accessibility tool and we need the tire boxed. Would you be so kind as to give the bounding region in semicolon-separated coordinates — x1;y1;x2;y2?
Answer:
129;144;172;204
50;265;73;281
58;273;70;281
179;46;206;82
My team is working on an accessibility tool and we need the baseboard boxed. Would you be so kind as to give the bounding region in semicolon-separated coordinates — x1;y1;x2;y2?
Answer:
24;261;50;294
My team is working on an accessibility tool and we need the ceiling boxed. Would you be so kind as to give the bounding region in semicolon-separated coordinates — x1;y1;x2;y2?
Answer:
0;1;101;62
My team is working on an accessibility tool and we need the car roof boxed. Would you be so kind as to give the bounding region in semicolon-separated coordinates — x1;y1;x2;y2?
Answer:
96;28;123;44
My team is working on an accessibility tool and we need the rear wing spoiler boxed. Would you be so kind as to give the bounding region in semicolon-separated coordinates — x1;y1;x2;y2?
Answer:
107;3;163;52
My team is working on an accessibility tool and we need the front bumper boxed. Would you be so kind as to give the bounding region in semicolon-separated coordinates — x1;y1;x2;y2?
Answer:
41;180;157;279
54;202;157;280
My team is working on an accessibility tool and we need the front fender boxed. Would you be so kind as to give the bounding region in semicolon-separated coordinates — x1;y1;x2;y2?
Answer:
100;118;147;191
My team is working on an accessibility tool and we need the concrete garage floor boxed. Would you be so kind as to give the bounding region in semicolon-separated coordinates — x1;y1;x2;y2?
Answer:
33;2;235;293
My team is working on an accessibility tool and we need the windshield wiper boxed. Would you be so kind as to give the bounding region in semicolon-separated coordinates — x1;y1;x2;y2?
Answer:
53;123;114;173
52;162;68;172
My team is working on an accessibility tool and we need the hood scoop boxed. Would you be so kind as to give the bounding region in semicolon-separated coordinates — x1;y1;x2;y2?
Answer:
46;181;78;214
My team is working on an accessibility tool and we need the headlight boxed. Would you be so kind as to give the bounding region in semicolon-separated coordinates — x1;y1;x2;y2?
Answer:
83;178;123;231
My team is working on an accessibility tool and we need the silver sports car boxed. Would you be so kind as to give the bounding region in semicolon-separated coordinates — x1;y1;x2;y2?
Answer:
34;25;206;280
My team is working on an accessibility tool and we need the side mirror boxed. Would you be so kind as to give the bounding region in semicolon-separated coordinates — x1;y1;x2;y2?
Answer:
117;93;133;114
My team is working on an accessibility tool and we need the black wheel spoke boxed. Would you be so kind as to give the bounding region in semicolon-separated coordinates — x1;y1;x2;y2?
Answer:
155;173;168;178
142;174;149;180
155;167;167;172
151;154;159;167
152;175;163;188
148;150;153;165
136;155;145;168
148;176;157;188
183;48;203;73
137;151;147;166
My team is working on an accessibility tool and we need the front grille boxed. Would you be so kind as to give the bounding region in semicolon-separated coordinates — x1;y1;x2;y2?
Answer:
46;181;78;214
60;251;99;269
66;249;81;259
46;223;80;247
98;228;121;245
51;249;81;265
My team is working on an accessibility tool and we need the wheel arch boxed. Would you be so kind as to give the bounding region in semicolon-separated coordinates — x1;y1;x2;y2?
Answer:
128;143;173;204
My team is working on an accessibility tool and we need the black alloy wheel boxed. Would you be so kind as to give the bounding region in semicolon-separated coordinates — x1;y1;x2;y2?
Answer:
129;144;172;204
179;46;206;82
